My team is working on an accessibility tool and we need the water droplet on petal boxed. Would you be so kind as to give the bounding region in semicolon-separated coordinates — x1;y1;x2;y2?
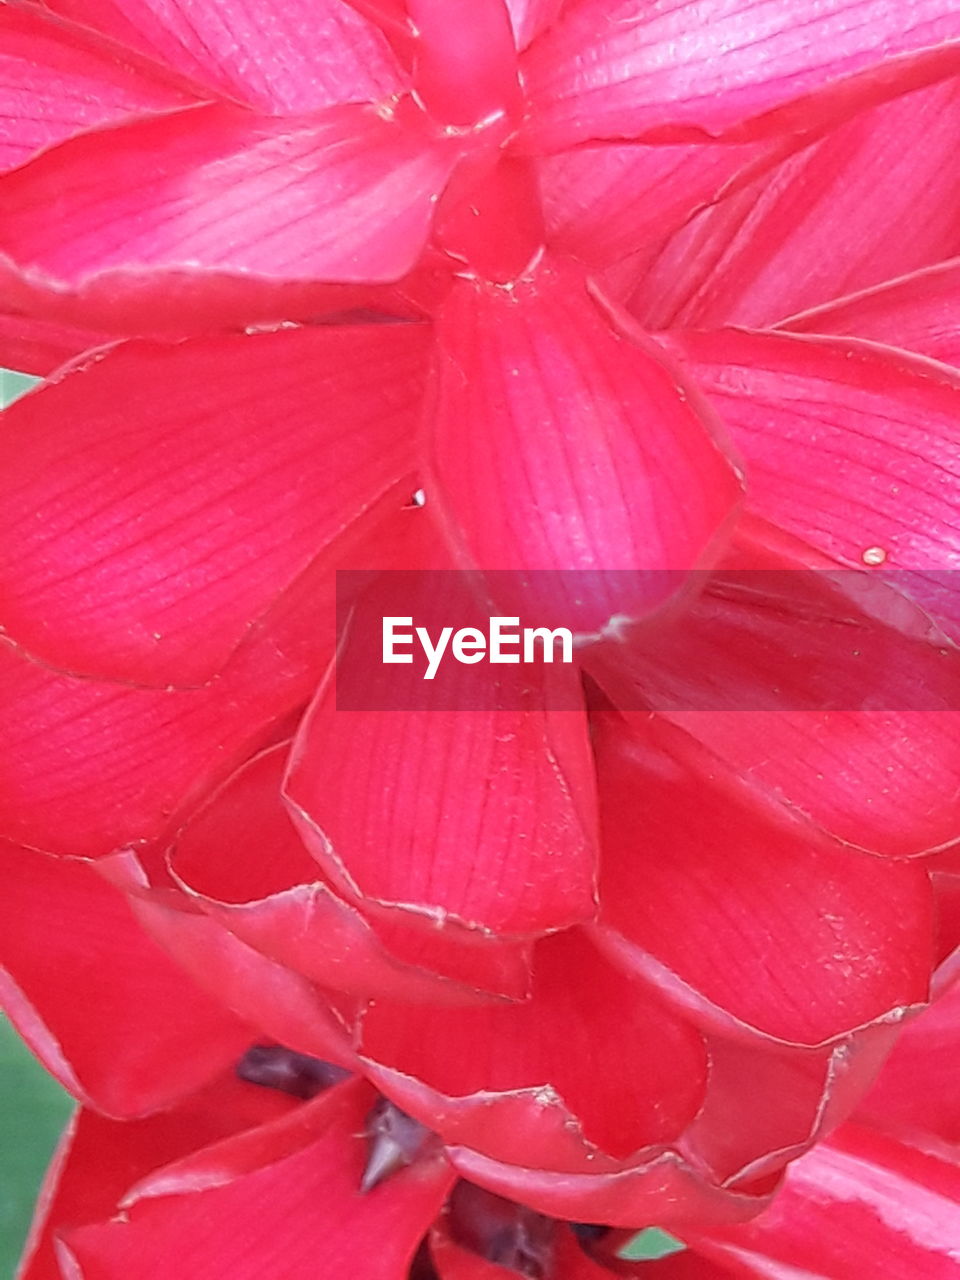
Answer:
861;546;887;567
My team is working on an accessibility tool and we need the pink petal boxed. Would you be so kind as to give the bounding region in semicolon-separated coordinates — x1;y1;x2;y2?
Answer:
585;540;960;856
425;256;741;632
0;101;460;329
358;929;708;1171
670;328;960;633
40;0;405;114
521;0;960;150
784;256;960;370
0;325;426;685
0;530;352;857
687;1126;960;1277
171;743;532;1004
407;0;521;126
630;79;960;329
592;715;933;1046
541;136;777;270
0;843;251;1117
504;0;563;50
60;1079;455;1280
0;3;194;173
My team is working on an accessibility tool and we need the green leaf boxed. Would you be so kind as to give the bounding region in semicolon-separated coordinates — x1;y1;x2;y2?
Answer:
0;1017;73;1276
0;369;39;407
621;1226;688;1261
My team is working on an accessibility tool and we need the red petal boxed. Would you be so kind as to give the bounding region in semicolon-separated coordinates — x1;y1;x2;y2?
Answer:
286;557;599;939
670;328;960;634
784;257;960;370
0;325;426;686
541;136;776;270
60;1079;454;1280
171;743;530;1004
521;0;960;150
425;256;741;632
0;311;114;376
0;844;250;1116
0;531;348;857
359;930;707;1171
0;102;459;329
687;1125;960;1277
446;1145;776;1231
407;0;521;126
630;80;960;330
592;715;933;1046
40;0;405;113
0;3;193;173
504;0;563;50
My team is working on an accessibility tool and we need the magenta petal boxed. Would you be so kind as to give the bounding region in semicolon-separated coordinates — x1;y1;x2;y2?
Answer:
521;0;960;150
0;326;426;685
0;844;250;1117
40;0;405;113
0;102;459;329
785;256;960;370
592;715;933;1046
358;930;707;1170
0;3;194;173
504;0;563;50
425;256;741;631
687;1126;960;1277
0;310;115;376
630;79;960;330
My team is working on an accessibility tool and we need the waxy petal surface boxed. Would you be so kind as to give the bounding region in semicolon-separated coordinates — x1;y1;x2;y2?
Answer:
0;3;194;172
0;844;250;1117
425;258;741;632
687;1126;960;1277
0;310;114;376
0;102;459;329
785;257;960;370
0;325;427;685
0;538;347;857
521;0;960;150
631;80;960;329
171;744;530;1004
59;1079;455;1280
359;930;708;1169
40;0;405;113
593;716;933;1046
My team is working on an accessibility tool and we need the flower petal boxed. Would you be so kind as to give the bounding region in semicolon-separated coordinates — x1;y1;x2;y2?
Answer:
40;0;405;114
0;3;194;173
0;531;350;857
425;256;741;632
784;257;960;370
592;715;933;1046
669;328;960;634
521;0;960;150
0;310;114;375
686;1126;960;1277
171;744;531;1004
358;930;708;1171
630;80;960;329
0;102;459;330
0;325;426;685
59;1079;455;1280
0;843;250;1116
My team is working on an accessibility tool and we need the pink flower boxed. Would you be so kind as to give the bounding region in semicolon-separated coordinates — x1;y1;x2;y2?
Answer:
3;0;960;1273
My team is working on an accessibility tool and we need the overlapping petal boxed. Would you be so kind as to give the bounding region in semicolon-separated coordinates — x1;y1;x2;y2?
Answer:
38;0;406;113
0;3;195;172
358;929;708;1172
425;256;742;632
0;844;251;1116
521;0;960;150
630;79;960;329
592;715;933;1046
0;324;427;685
0;101;460;330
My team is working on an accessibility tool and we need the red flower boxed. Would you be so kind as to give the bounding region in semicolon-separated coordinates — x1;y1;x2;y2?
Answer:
3;0;960;1274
